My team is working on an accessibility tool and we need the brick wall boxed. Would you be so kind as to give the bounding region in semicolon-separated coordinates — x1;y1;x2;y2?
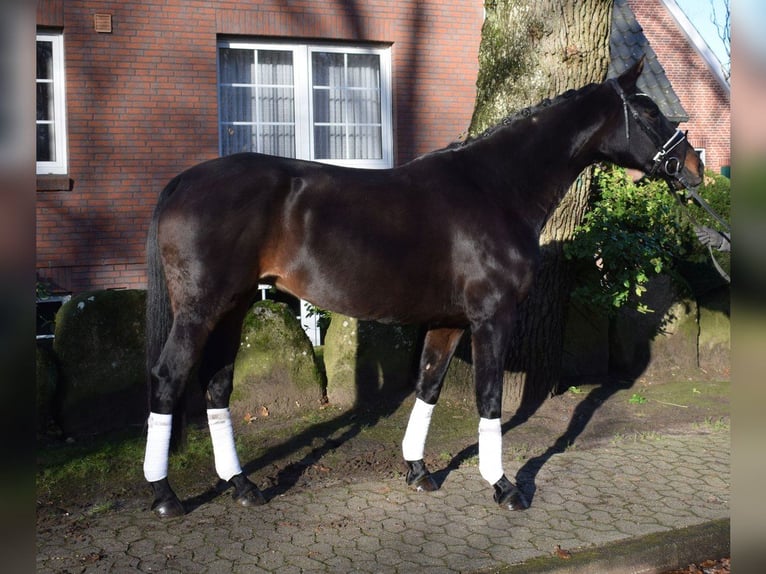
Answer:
36;0;484;293
629;0;730;173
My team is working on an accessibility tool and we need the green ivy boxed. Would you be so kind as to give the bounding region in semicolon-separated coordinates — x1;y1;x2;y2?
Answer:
564;166;730;314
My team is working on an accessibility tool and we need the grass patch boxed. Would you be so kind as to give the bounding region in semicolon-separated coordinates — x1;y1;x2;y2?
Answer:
461;454;479;467
638;380;729;408
628;393;648;405
37;424;219;505
696;416;730;432
38;430;147;502
610;430;665;445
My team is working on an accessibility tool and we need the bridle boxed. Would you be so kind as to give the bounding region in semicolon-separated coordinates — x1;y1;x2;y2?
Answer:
608;78;731;283
608;78;691;184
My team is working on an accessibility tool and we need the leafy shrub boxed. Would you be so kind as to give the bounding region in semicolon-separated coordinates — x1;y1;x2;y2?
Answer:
565;166;730;314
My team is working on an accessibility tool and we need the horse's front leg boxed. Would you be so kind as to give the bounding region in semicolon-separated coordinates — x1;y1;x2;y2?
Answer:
471;320;529;511
402;327;464;491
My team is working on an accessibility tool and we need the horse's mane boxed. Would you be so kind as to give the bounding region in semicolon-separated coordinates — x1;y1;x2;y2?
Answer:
446;82;601;151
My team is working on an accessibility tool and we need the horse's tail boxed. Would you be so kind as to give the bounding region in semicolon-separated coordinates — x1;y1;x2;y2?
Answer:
146;174;187;450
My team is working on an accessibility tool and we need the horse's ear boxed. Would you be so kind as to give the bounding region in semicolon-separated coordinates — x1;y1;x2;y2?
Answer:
617;56;645;92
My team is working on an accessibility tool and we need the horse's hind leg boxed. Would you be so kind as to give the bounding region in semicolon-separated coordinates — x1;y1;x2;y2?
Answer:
199;302;266;507
402;327;464;491
144;314;210;518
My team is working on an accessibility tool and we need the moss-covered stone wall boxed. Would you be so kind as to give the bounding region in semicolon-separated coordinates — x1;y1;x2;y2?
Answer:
323;314;420;406
52;289;147;436
231;300;325;422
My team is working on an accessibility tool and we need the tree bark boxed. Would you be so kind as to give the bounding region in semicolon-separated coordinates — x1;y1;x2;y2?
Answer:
469;0;613;406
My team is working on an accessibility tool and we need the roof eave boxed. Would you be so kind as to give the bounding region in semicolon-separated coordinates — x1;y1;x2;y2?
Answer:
660;0;730;94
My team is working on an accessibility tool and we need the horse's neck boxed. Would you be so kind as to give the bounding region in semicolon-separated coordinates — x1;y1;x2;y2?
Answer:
468;104;604;232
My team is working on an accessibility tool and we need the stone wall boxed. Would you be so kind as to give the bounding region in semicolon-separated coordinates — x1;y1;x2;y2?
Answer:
39;291;326;438
37;278;730;437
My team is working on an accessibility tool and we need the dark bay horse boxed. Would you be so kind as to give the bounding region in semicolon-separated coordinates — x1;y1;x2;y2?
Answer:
143;58;703;517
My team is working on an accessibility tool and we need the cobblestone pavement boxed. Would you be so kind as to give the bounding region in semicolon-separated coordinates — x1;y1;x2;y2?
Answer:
36;427;729;573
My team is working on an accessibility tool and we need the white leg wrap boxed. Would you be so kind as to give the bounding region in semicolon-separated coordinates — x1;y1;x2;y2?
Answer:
143;412;172;482
402;398;435;461
207;408;242;481
478;417;504;485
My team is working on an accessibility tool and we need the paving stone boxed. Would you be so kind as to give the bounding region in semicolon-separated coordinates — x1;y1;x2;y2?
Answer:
36;428;730;573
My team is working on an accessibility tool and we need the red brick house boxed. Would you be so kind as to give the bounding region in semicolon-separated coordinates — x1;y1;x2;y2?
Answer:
36;0;729;302
36;0;484;295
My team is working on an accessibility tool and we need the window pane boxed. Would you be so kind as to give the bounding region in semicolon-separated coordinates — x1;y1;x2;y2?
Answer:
349;126;382;159
347;54;380;88
312;88;345;124
258;87;294;123
258;50;293;84
36;40;56;163
36;41;53;80
311;51;383;161
219;49;255;84
312;52;345;87
220;124;255;156
314;125;345;160
219;47;295;158
348;89;381;124
37;83;54;122
220;85;254;123
37;124;54;162
259;125;295;157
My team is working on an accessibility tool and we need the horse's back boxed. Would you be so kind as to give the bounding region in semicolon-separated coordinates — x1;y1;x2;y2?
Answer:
153;151;535;325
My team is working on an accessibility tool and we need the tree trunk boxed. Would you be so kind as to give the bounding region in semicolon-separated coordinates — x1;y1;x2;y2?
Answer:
469;0;613;406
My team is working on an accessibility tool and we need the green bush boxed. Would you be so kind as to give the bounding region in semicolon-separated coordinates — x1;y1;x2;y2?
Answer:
565;166;730;314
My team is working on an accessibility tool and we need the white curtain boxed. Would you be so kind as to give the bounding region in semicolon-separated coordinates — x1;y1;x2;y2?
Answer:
219;48;296;158
312;52;382;160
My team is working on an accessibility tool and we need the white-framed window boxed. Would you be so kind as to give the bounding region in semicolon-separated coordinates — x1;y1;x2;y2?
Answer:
218;40;393;169
36;32;68;175
696;148;706;167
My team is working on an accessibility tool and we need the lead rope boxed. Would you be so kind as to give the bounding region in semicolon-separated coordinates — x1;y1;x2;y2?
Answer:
708;244;731;283
684;185;730;283
670;181;731;283
683;184;731;233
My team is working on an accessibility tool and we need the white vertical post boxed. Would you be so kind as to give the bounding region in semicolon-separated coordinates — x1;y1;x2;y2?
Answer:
300;299;321;346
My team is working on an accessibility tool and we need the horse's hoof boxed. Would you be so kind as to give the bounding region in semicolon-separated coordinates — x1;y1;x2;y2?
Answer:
151;496;185;518
150;478;186;518
229;473;267;507
234;487;267;507
493;475;529;511
405;459;439;492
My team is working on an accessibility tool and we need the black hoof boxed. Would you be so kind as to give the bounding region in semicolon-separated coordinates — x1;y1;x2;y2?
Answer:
150;478;185;518
152;496;186;518
493;475;529;511
405;460;438;492
229;473;267;507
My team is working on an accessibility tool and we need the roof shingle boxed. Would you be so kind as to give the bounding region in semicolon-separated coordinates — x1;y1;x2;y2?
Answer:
609;0;689;122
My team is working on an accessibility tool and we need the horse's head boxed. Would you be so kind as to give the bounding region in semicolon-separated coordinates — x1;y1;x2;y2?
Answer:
603;58;704;190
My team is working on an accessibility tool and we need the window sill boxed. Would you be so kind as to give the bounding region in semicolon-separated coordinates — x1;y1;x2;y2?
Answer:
37;175;73;191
